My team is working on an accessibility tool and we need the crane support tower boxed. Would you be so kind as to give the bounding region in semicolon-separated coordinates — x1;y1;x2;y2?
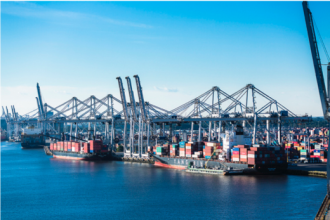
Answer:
302;1;330;194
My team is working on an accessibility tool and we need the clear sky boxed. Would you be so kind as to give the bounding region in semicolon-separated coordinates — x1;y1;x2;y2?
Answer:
1;1;330;117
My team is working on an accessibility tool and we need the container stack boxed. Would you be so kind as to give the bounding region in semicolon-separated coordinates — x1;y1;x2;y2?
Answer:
90;140;103;153
179;141;186;157
186;142;198;157
156;146;168;155
231;148;240;162
204;146;215;159
68;142;72;151
300;149;307;159
247;146;286;165
170;144;178;156
192;151;203;158
239;147;248;163
83;142;89;153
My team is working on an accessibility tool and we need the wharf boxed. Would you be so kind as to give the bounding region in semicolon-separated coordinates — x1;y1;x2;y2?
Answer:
286;163;327;178
112;153;154;164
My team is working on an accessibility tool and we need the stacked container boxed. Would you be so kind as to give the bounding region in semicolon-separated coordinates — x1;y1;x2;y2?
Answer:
170;144;178;157
186;142;198;157
179;141;186;157
247;146;286;165
83;142;90;153
232;148;240;162
90;140;103;153
204;146;214;159
239;148;248;162
300;149;307;159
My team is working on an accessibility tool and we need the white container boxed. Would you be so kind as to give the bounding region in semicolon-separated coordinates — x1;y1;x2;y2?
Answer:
72;147;76;152
248;154;255;158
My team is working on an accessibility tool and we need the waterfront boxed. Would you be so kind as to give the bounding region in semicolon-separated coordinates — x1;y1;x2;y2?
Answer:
1;142;326;220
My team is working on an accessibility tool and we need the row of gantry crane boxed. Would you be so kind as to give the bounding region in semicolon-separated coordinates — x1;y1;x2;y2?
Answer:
2;73;311;158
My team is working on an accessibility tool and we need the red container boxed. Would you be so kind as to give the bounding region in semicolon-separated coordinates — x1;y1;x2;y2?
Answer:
233;151;239;155
64;142;68;148
83;143;90;153
90;140;102;150
68;142;72;149
64;145;68;151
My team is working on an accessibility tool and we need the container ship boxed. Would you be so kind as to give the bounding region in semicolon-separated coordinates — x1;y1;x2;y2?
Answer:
21;126;47;148
151;128;288;174
1;129;7;141
48;140;112;161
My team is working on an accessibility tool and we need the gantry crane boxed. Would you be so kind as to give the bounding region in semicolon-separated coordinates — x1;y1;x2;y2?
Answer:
125;76;140;157
116;76;131;157
302;1;330;194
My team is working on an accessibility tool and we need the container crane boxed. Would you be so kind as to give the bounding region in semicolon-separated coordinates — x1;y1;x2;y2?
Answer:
116;76;130;157
302;1;330;195
134;75;150;157
36;83;45;119
125;76;139;156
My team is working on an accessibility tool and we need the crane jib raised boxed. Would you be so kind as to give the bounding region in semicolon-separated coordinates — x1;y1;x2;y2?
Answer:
302;1;329;119
116;77;129;122
125;76;138;122
133;75;147;122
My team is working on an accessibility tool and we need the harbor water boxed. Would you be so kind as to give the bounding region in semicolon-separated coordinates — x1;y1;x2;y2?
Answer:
1;142;326;220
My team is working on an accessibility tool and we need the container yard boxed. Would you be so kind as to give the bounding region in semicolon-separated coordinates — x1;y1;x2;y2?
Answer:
1;1;330;220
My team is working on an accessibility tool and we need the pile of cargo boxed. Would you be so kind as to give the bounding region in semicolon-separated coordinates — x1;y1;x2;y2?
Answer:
170;144;178;156
50;140;108;154
283;142;328;162
247;146;286;165
204;142;222;159
155;144;169;156
179;142;186;157
149;140;288;166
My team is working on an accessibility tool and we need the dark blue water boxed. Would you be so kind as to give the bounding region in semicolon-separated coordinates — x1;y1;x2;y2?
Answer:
1;142;326;220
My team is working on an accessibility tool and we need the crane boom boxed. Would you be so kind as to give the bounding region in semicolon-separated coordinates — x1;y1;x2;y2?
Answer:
6;106;10;121
133;75;147;122
36;97;42;119
302;1;329;119
125;76;138;121
11;106;16;121
116;77;129;122
36;83;45;118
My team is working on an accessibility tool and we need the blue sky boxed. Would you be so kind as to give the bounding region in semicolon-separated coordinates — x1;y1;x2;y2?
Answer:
1;1;330;116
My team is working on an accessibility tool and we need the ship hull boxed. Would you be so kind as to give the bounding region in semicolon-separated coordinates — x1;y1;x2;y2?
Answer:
152;155;287;175
21;143;49;149
51;150;112;161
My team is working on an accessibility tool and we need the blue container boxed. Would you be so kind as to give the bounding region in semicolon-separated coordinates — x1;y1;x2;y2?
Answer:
203;146;205;149
179;141;186;145
67;149;72;152
205;156;211;159
233;148;239;151
90;150;94;153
